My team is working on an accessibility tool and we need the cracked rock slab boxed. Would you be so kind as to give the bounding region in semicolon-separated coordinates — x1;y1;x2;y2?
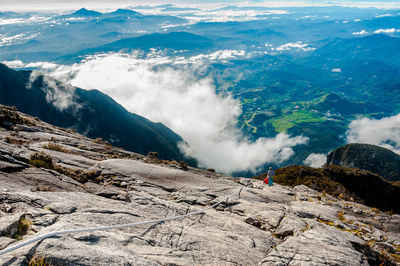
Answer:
45;203;77;214
0;236;16;250
275;214;308;238
260;223;368;266
289;201;338;222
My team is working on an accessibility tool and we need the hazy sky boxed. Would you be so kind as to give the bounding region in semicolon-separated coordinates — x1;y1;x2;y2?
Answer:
0;1;242;12
1;0;400;12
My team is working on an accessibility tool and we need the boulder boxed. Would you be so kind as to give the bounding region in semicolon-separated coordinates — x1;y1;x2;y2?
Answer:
0;213;24;237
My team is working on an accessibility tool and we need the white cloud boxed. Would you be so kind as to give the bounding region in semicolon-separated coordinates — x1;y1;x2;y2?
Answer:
272;42;315;52
0;16;49;25
0;34;25;46
189;49;247;63
181;133;308;173
331;68;342;73
25;61;59;70
28;71;79;112
352;30;368;35
0;33;39;47
0;18;29;25
375;14;394;18
2;60;58;70
125;4;291;23
334;2;400;9
62;17;87;22
2;60;25;68
374;28;400;34
346;114;400;154
303;153;326;168
43;52;308;173
161;23;190;29
180;9;289;23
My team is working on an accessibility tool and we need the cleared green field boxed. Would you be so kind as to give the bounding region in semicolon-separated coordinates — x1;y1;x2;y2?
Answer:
272;110;326;132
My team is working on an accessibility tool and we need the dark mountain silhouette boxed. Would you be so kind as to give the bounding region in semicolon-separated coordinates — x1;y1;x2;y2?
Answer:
71;8;103;17
70;8;103;17
108;9;142;17
101;32;213;51
57;32;213;63
0;63;185;161
54;8;103;20
68;8;142;18
327;143;400;182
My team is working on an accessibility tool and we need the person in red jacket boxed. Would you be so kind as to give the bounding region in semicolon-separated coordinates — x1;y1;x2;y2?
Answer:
264;167;274;186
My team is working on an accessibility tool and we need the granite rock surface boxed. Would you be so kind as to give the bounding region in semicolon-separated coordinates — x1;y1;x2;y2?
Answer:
0;106;399;265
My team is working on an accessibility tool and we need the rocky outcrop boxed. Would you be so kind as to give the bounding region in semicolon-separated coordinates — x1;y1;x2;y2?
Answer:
0;107;399;265
0;213;24;238
259;165;400;214
327;143;400;182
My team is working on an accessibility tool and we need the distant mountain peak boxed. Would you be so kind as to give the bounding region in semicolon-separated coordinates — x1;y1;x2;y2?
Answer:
110;8;142;16
101;31;212;51
72;8;102;17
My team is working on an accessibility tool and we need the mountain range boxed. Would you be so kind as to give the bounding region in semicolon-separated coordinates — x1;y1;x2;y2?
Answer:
1;6;400;171
58;32;215;63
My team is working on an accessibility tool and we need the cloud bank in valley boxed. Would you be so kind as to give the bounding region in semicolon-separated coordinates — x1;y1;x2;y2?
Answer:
352;30;368;35
303;153;326;168
346;114;400;154
374;28;400;34
45;53;308;173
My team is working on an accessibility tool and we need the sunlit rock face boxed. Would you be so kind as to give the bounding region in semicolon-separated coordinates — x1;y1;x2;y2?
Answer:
0;105;399;265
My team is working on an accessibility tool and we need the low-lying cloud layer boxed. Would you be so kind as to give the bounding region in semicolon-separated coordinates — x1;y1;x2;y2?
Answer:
303;153;326;168
273;42;315;52
264;42;315;53
41;53;308;173
0;33;39;47
374;28;400;34
352;30;368;35
347;114;400;154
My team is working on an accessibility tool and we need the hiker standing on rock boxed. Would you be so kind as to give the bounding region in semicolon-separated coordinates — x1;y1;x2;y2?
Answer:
267;167;274;186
